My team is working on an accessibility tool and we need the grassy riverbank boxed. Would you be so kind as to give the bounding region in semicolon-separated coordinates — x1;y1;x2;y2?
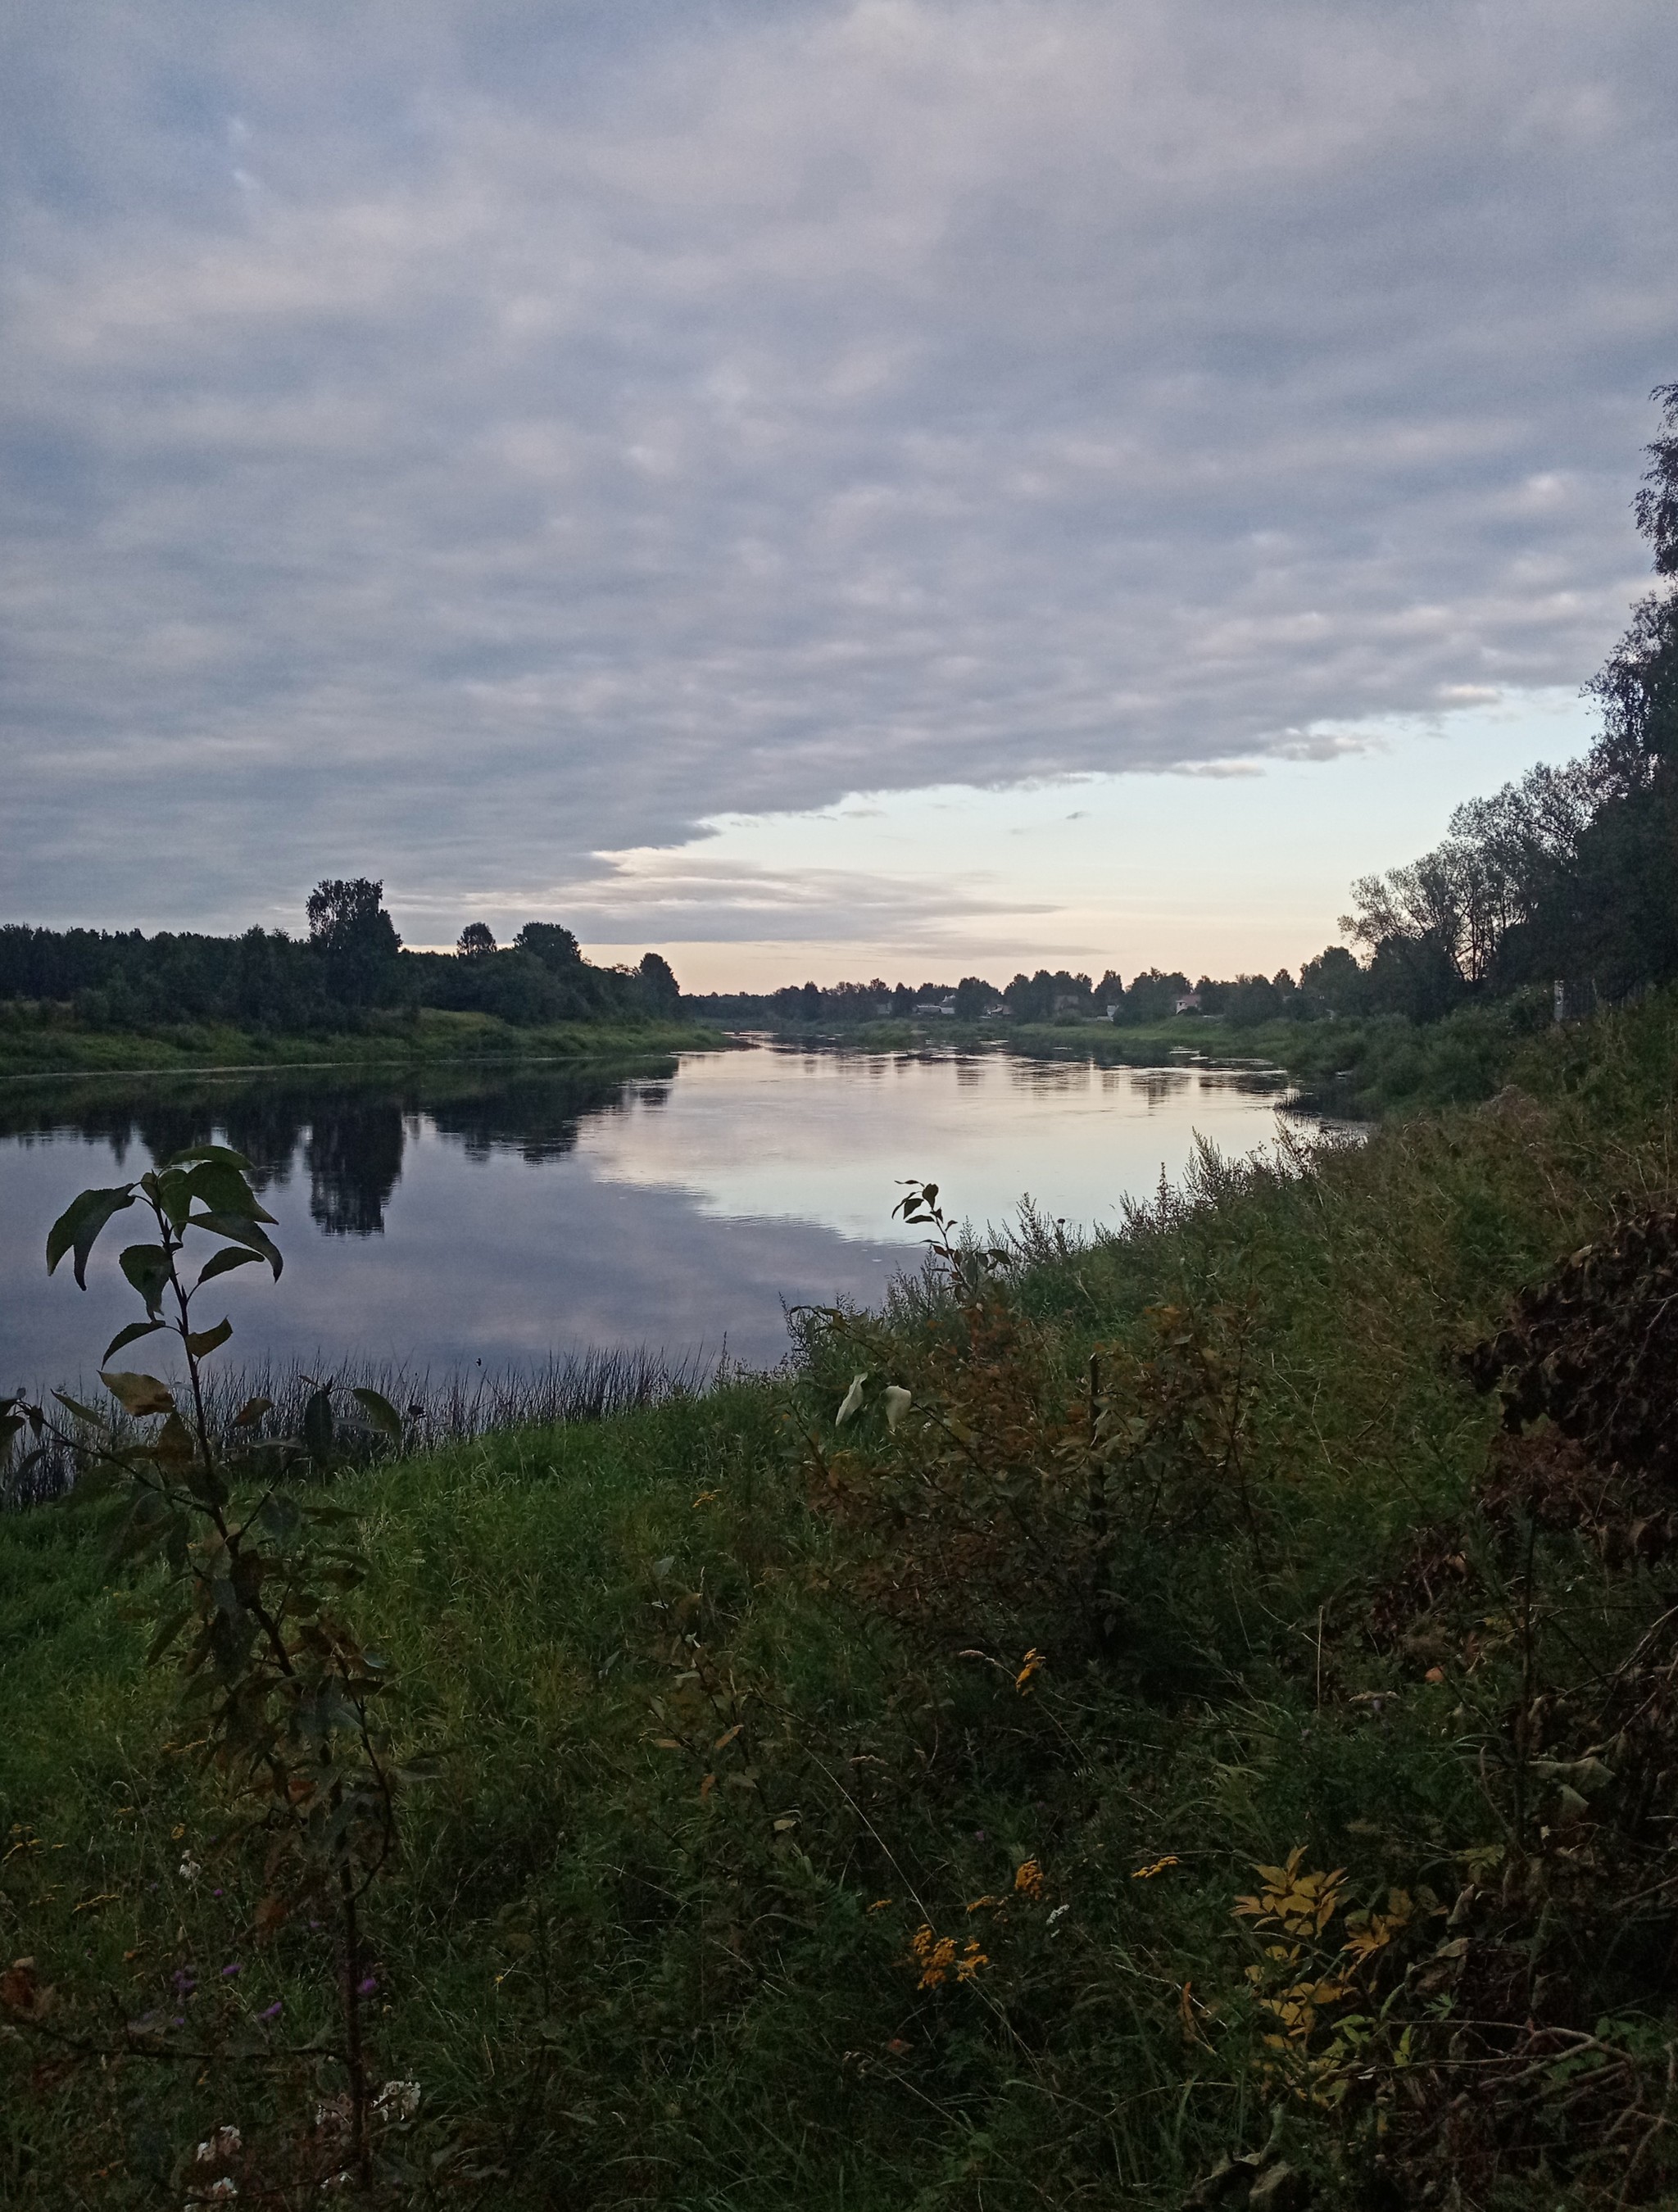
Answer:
0;1004;731;1079
745;990;1556;1121
5;990;1678;2207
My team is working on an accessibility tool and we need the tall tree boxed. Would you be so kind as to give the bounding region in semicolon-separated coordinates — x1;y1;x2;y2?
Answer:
306;878;402;1008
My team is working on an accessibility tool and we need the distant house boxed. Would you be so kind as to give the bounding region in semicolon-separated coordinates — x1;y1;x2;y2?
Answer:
1173;991;1202;1015
914;999;956;1017
1104;1002;1122;1022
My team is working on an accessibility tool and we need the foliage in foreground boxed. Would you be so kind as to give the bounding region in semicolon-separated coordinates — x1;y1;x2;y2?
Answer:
5;990;1678;2207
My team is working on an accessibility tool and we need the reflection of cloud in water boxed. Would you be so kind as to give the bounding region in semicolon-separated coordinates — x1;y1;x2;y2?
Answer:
0;1046;1304;1387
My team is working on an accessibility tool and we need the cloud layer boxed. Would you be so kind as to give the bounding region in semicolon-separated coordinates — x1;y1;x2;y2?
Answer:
2;0;1675;936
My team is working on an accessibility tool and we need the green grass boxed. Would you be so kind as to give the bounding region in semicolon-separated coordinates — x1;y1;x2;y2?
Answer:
742;992;1560;1120
5;991;1678;2206
0;1005;732;1079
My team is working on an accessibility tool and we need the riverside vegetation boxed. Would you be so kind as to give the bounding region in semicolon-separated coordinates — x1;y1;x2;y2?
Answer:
5;984;1678;2208
0;883;720;1078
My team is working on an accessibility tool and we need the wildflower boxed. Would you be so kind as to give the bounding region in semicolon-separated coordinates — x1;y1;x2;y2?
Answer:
692;1489;719;1508
910;1925;957;1988
220;1963;241;1978
836;1374;867;1426
955;1940;988;1983
1131;1855;1180;1880
965;1895;1001;1913
866;1898;893;1914
195;2126;242;2163
179;1854;202;1883
374;2079;421;2124
882;1385;911;1430
356;1974;378;1997
258;2000;283;2019
1014;1648;1044;1692
1013;1860;1044;1900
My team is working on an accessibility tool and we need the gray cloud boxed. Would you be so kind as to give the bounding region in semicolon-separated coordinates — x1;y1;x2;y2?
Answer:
2;0;1675;935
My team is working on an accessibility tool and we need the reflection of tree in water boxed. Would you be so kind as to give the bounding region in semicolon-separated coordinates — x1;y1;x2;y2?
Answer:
424;1069;669;1166
0;1056;682;1235
305;1101;406;1236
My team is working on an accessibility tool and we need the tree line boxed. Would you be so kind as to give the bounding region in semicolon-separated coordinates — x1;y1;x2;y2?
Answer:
0;878;683;1033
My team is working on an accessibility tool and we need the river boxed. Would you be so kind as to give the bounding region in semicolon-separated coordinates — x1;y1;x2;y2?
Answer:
0;1040;1321;1390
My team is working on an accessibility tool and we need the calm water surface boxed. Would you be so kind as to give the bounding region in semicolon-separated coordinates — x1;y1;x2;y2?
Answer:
1;1042;1313;1387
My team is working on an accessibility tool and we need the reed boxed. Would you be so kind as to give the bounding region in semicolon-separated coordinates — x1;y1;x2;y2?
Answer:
1;1343;731;1510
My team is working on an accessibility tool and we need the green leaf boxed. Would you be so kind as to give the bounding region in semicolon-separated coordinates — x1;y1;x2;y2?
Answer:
188;1212;283;1281
196;1245;261;1289
0;1413;25;1454
52;1389;108;1426
144;1606;193;1668
119;1243;172;1315
100;1371;175;1417
184;1159;276;1223
153;1168;194;1231
231;1395;273;1429
184;1317;233;1360
102;1318;166;1365
46;1185;137;1288
163;1142;253;1172
350;1386;404;1441
302;1386;334;1462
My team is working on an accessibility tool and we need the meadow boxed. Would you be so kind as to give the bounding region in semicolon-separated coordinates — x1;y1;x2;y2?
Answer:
4;990;1678;2208
0;1004;728;1081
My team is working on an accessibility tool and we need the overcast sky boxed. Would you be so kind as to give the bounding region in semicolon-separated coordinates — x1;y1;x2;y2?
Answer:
2;0;1674;985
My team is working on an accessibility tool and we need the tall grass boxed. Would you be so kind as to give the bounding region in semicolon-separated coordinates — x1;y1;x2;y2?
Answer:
4;990;1678;2208
2;1344;729;1512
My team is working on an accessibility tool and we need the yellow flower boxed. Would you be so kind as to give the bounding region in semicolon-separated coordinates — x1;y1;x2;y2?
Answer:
1131;1855;1180;1880
911;1925;958;1988
1013;1859;1044;1900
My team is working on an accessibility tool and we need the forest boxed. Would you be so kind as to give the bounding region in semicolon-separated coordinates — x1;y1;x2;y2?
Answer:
0;884;683;1036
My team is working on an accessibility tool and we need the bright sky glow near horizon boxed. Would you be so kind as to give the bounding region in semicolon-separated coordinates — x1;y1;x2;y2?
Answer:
2;2;1674;986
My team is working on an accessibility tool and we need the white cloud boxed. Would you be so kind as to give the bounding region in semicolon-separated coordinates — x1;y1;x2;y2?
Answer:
0;0;1673;940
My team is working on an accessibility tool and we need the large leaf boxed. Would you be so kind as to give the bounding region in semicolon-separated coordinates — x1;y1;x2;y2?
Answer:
163;1142;253;1172
189;1212;283;1280
102;1317;165;1365
100;1371;175;1417
119;1243;172;1315
184;1158;276;1223
151;1167;194;1231
46;1185;136;1288
230;1394;273;1428
52;1389;107;1426
350;1386;404;1441
197;1245;261;1289
184;1317;233;1360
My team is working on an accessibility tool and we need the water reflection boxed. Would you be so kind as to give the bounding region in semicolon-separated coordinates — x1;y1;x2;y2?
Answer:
0;1045;1310;1387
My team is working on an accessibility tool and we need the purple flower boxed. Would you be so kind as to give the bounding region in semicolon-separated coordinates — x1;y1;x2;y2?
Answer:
171;1969;197;1994
259;2000;283;2019
356;1975;378;1997
221;1963;242;1978
172;2015;185;2027
212;1887;224;1899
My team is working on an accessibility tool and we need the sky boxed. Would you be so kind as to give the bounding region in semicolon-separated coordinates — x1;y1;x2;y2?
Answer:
2;0;1675;990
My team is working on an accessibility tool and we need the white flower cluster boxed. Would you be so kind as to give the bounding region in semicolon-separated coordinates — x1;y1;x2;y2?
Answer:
375;2078;422;2124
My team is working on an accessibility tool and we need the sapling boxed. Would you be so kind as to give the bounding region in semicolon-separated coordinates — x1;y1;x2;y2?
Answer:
0;1143;416;2192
